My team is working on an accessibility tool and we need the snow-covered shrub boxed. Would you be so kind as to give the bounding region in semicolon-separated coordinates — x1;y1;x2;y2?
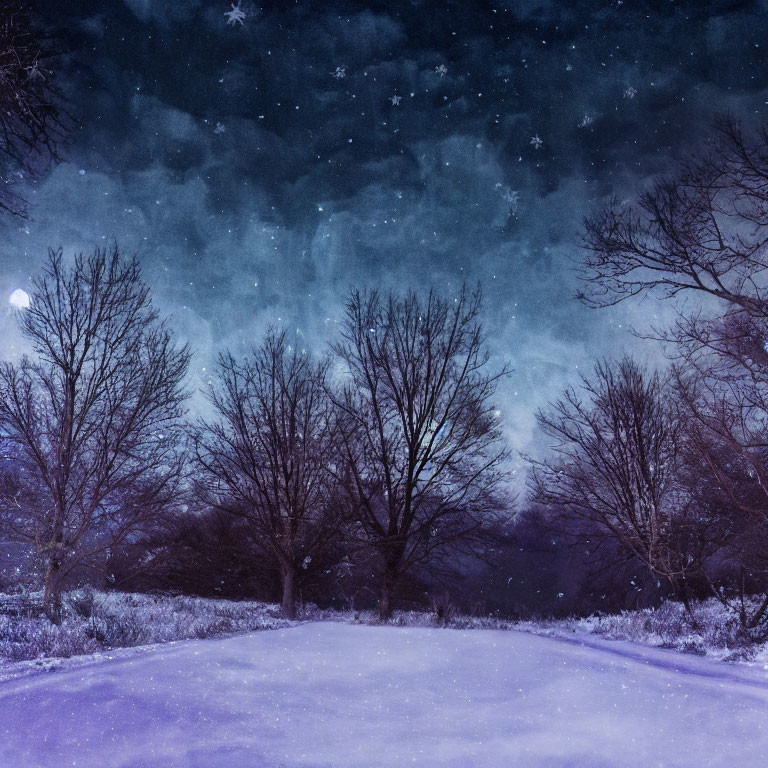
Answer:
0;613;100;660
0;590;292;664
4;589;768;671
520;597;756;661
86;614;146;647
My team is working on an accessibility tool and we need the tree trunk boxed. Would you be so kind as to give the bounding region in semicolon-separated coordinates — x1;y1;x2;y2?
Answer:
43;558;63;624
378;558;399;621
280;563;296;619
670;574;698;627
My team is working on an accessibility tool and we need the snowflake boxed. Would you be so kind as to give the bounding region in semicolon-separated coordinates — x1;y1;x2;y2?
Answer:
495;183;519;216
214;122;226;134
578;114;594;128
530;134;543;149
25;60;44;81
390;94;402;106
434;64;448;77
331;66;346;79
623;86;637;99
502;188;519;206
566;63;573;72
224;1;246;26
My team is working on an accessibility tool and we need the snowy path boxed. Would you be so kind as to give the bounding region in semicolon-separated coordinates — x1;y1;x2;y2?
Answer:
2;623;768;768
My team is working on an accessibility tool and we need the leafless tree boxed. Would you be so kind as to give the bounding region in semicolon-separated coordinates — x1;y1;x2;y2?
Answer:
578;113;768;619
0;3;69;218
331;286;511;620
194;329;343;619
529;358;703;610
0;247;190;622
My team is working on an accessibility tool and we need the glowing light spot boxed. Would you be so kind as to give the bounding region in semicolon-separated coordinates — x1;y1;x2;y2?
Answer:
9;289;29;309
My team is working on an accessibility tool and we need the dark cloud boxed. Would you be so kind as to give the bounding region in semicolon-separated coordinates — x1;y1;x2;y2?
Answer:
0;0;765;458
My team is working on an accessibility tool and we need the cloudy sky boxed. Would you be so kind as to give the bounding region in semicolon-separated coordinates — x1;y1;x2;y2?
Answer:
1;0;767;460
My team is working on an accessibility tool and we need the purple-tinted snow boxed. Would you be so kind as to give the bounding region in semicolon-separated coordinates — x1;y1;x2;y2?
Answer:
2;622;767;767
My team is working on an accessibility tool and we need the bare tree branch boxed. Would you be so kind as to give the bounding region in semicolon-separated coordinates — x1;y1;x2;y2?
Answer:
0;3;69;219
580;114;768;318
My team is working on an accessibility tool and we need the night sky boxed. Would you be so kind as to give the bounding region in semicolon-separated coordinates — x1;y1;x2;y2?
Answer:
2;0;767;464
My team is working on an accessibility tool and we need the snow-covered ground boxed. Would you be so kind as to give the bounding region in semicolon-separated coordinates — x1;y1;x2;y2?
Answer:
4;589;767;674
3;622;768;768
515;597;768;664
0;590;291;667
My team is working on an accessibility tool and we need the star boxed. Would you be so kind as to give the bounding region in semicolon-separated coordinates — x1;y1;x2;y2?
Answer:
224;1;246;26
390;94;402;106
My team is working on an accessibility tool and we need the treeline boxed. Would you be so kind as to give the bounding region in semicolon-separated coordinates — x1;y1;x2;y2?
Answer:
0;253;510;623
4;115;768;632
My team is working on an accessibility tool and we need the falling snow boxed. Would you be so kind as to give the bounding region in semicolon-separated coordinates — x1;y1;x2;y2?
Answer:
495;183;520;216
224;2;246;26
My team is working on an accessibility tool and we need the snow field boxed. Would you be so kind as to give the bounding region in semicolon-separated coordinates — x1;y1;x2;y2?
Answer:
3;622;768;767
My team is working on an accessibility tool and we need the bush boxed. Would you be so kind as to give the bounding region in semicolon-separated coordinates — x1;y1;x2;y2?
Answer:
0;589;292;664
525;597;756;660
86;614;146;647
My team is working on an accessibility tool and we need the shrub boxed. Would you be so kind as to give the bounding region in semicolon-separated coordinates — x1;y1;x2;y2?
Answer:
0;589;292;664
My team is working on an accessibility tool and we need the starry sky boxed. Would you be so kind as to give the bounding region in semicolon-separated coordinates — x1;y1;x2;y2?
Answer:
1;0;767;462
